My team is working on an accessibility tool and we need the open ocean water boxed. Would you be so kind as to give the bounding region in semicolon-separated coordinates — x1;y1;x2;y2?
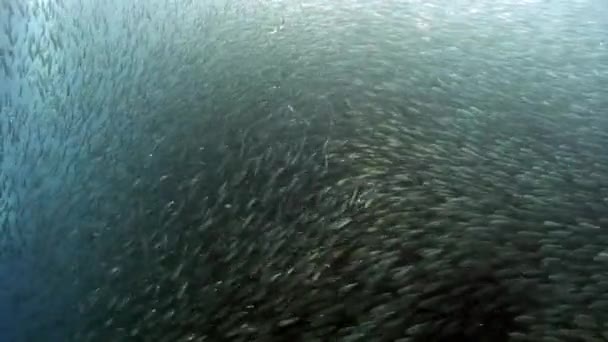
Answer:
1;0;608;341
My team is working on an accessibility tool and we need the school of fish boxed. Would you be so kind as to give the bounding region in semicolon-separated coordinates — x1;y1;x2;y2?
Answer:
1;0;608;341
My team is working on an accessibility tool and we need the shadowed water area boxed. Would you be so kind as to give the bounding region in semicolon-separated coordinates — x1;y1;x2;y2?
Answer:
1;0;608;341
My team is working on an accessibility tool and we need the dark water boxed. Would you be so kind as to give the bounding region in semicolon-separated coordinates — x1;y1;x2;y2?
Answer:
1;0;608;341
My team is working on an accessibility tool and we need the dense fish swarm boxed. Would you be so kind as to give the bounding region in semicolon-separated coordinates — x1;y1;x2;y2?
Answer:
1;0;608;341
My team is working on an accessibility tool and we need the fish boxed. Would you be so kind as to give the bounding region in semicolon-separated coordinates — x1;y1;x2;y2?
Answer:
3;0;608;341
